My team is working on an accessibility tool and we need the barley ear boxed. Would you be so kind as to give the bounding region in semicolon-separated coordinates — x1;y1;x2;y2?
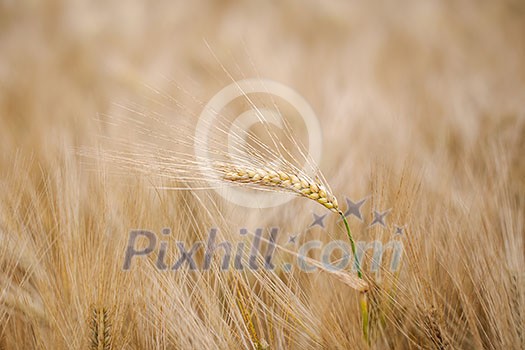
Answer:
223;166;340;212
90;305;112;350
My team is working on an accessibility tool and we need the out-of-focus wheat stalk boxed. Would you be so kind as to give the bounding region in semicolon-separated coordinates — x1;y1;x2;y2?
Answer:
90;305;112;350
235;281;269;350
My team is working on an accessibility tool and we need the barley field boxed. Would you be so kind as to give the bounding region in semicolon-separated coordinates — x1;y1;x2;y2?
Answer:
1;1;524;349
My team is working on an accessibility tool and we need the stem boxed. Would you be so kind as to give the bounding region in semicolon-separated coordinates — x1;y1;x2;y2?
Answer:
340;211;369;343
360;292;369;341
340;212;362;278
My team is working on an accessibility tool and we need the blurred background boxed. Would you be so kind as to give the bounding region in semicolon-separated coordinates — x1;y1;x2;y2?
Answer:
1;0;524;169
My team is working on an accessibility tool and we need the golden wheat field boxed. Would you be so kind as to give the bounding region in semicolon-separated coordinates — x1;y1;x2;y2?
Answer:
1;1;524;349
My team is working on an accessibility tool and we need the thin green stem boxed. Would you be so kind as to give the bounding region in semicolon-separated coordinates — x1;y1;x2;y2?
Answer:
340;212;362;278
340;211;369;343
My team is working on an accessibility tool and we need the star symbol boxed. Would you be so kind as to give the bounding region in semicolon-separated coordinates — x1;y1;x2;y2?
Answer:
369;209;390;227
394;225;405;235
309;212;327;228
343;197;367;221
288;234;298;244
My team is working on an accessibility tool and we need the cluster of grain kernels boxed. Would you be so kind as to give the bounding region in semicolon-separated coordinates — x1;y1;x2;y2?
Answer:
224;167;340;212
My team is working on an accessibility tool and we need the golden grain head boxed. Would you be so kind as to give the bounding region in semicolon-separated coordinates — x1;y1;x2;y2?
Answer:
90;305;112;350
223;165;340;212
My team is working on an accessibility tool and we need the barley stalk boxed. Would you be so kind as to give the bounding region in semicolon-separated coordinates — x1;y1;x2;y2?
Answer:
222;164;369;342
90;305;112;350
423;306;449;349
0;286;46;322
510;272;524;348
235;282;269;350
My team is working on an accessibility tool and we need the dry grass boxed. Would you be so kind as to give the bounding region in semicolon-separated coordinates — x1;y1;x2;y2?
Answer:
1;1;525;349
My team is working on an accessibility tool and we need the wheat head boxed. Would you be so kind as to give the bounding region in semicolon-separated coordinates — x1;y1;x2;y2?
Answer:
223;165;341;213
90;305;112;350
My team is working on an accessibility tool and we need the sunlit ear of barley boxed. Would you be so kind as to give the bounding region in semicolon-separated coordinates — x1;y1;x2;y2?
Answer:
222;165;340;212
